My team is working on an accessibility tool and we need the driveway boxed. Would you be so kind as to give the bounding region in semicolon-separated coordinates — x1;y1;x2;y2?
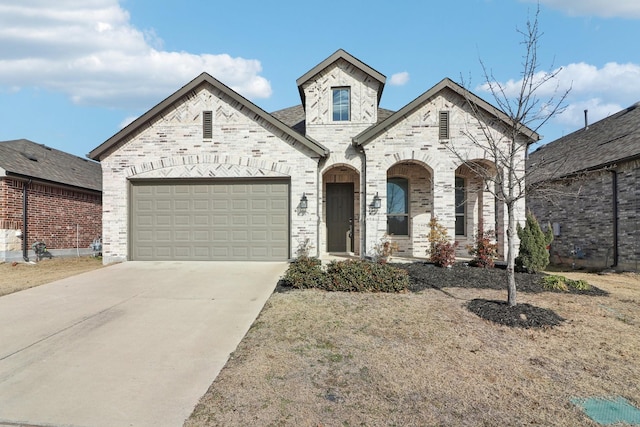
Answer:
0;261;287;427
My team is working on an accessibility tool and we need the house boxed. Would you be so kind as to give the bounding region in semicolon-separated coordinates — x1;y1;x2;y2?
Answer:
89;49;536;264
0;139;102;262
527;103;640;271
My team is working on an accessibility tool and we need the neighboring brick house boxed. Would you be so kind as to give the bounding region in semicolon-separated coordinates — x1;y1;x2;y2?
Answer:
0;139;102;262
528;103;640;271
89;49;537;264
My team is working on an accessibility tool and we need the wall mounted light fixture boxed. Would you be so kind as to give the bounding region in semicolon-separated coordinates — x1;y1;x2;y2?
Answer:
372;192;381;209
299;193;308;210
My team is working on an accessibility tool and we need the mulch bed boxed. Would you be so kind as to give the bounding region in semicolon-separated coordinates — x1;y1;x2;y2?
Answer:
395;262;608;329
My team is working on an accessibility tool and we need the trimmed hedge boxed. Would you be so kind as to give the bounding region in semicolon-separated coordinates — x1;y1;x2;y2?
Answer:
281;257;409;293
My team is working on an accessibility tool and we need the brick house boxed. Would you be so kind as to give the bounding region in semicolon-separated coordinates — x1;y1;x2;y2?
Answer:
89;49;536;264
0;139;102;262
528;103;640;271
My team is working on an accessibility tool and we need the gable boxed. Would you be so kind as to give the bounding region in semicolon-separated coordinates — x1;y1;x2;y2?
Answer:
353;78;539;147
89;73;328;161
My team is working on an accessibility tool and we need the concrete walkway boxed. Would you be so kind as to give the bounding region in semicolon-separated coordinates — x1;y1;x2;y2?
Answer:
0;261;287;427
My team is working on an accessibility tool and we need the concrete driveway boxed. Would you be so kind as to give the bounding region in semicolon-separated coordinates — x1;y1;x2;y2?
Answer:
0;261;287;427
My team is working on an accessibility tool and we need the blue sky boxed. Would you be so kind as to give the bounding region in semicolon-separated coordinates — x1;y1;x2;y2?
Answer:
1;0;639;158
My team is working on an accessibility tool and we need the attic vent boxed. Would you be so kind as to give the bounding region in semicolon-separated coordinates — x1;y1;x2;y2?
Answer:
203;110;213;138
439;111;450;140
21;152;38;162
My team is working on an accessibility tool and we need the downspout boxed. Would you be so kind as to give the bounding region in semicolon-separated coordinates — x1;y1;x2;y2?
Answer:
610;169;619;268
355;143;367;259
22;179;31;262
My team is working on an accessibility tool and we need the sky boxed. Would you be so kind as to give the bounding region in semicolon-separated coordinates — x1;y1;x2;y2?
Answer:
1;0;639;158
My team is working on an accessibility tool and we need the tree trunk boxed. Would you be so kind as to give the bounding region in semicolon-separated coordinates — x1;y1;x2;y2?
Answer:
506;202;517;306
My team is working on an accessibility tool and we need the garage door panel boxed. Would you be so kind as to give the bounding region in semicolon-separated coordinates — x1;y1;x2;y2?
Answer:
131;180;289;261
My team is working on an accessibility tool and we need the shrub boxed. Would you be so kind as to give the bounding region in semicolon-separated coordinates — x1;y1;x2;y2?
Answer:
516;210;553;273
324;259;409;292
281;256;326;289
372;234;400;263
427;217;458;268
541;275;592;292
467;228;498;268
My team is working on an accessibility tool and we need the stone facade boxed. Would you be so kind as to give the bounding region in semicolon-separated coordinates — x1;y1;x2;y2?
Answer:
99;83;321;264
92;50;532;264
0;178;102;261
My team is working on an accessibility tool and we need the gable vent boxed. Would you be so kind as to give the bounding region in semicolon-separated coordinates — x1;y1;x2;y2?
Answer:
203;110;213;138
439;110;450;140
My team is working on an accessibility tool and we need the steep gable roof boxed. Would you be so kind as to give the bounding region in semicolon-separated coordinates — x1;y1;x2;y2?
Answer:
353;77;540;146
0;139;101;191
89;72;329;161
295;49;386;108
529;102;640;180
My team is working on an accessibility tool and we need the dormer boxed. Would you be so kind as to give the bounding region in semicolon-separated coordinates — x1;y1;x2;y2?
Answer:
296;49;386;139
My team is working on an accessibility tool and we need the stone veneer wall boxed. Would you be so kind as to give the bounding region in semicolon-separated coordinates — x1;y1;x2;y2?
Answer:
528;159;639;270
99;84;321;264
0;178;102;261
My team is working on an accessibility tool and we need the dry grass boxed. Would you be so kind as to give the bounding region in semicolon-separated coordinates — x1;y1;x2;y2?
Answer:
0;256;104;296
186;271;640;426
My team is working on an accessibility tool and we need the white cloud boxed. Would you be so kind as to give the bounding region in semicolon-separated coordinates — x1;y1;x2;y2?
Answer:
119;115;138;129
478;61;640;129
0;1;272;109
523;0;640;18
389;72;410;86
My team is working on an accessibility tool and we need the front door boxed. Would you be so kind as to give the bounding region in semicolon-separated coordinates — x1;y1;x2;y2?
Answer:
326;183;354;252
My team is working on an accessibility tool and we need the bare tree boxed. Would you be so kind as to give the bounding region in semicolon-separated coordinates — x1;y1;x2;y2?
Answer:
453;6;570;306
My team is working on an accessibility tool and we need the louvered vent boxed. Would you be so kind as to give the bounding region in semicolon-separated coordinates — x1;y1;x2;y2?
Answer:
203;111;213;138
439;111;450;140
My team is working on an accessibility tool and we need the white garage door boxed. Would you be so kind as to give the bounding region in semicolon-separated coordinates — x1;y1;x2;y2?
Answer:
130;179;289;261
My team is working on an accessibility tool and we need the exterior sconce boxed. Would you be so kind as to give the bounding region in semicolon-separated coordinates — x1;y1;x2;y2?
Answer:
372;192;381;209
299;193;308;210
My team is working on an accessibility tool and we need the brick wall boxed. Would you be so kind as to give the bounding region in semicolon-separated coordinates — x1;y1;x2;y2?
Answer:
0;178;102;258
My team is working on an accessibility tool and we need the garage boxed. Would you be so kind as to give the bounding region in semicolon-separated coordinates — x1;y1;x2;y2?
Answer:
130;179;290;261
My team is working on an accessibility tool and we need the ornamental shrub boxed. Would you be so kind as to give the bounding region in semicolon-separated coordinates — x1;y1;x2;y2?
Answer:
467;228;498;268
427;217;458;268
324;259;409;292
516;210;553;273
281;256;327;289
541;275;591;292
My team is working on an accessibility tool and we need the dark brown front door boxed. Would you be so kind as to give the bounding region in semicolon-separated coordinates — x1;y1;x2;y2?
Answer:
326;183;354;252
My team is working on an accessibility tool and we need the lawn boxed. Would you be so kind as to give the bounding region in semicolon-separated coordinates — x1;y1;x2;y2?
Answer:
186;264;640;426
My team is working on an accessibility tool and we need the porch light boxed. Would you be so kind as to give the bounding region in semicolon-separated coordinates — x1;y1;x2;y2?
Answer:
299;193;308;210
372;192;381;209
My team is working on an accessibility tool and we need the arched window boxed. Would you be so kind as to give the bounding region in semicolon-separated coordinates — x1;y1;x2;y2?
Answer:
387;177;409;235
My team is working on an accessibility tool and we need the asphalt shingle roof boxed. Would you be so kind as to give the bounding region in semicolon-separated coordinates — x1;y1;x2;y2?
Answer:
0;139;102;191
529;102;640;181
271;105;396;136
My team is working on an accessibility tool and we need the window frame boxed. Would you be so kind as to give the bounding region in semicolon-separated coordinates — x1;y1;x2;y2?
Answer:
332;87;351;122
455;176;466;236
387;177;409;236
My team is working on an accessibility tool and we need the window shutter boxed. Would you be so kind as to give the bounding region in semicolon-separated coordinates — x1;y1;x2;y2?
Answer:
439;111;450;140
203;111;213;138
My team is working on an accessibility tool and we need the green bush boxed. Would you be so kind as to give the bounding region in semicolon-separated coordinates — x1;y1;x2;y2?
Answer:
541;275;592;292
516;210;553;273
325;259;409;292
281;258;409;293
281;256;327;289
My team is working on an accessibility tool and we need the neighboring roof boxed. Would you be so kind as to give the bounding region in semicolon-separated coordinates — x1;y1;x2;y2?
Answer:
89;72;329;161
352;77;540;146
271;105;396;136
295;49;386;108
0;139;102;191
529;102;640;180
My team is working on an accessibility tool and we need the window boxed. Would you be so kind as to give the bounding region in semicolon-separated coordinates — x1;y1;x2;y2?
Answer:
203;111;213;138
332;88;350;121
387;178;409;235
439;110;450;139
455;176;466;236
